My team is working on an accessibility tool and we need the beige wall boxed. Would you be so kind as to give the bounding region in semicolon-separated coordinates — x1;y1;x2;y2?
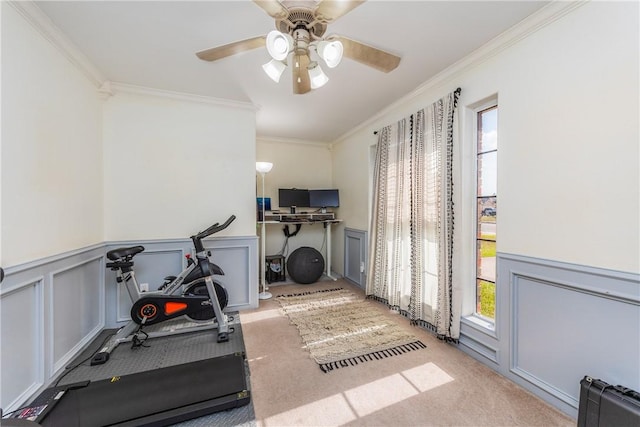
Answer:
1;3;104;266
331;1;639;279
103;90;256;240
329;131;373;276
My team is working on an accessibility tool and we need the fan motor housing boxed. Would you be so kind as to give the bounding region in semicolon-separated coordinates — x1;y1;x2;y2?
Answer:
277;7;327;38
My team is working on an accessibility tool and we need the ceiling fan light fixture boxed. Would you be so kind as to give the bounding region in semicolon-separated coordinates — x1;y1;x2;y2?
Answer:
317;40;343;68
308;62;329;89
262;59;287;82
196;1;402;95
266;30;293;61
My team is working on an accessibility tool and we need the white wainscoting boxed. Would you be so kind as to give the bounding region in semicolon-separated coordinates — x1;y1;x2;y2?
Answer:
344;228;367;289
204;236;257;311
459;253;640;418
0;245;105;412
49;256;104;374
0;277;44;412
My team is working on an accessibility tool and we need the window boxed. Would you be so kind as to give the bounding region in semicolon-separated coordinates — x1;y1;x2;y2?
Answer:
476;105;497;320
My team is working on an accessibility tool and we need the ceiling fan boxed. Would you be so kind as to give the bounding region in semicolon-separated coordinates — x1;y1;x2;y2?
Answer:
196;0;401;94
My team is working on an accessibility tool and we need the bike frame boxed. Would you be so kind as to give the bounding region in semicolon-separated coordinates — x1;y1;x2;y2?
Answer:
91;216;235;365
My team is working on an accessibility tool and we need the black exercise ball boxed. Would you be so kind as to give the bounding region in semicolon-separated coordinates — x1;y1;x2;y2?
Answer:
287;247;325;284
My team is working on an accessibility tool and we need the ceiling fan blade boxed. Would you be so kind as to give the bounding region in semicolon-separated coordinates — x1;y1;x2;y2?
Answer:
253;0;288;19
196;36;266;62
292;53;311;95
336;36;401;73
315;0;365;22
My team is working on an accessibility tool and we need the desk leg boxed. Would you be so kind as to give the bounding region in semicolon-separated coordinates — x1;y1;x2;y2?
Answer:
325;222;337;281
259;223;272;299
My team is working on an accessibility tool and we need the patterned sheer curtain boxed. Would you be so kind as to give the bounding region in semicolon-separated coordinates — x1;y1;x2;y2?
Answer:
367;90;460;341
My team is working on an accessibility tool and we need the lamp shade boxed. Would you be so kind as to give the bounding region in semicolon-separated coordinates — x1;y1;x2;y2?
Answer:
265;30;292;61
262;59;286;82
256;161;273;174
317;40;343;68
308;63;329;89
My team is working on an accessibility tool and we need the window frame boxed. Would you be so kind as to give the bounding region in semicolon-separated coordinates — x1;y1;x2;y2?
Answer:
475;104;498;323
461;95;498;332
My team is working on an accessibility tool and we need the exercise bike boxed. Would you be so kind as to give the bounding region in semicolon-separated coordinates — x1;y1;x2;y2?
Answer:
91;215;236;366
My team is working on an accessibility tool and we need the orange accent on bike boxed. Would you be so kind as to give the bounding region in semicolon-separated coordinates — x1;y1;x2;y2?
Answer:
164;302;188;315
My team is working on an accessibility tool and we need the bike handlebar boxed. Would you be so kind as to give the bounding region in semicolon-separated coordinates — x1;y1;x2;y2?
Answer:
191;215;235;254
195;215;236;240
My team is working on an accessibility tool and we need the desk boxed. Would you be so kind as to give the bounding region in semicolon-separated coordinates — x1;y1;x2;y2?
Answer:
258;219;341;291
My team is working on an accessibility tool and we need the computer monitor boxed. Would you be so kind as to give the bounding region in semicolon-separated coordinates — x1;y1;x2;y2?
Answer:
309;189;339;209
278;189;309;213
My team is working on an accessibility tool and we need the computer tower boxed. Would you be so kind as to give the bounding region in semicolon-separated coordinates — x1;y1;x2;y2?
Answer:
265;255;286;283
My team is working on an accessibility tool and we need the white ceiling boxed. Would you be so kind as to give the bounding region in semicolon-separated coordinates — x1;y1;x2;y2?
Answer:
34;1;548;143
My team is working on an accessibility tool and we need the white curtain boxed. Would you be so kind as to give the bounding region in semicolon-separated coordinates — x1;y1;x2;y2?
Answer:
367;90;460;341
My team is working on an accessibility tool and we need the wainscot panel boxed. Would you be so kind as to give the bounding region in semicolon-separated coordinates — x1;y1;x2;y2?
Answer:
50;256;104;374
0;244;105;412
459;253;640;419
204;237;255;310
344;228;368;289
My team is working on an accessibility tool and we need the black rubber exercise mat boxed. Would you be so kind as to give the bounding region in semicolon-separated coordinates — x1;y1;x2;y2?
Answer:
41;353;249;427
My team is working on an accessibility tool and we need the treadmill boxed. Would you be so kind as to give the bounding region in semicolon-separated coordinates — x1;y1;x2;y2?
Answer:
10;354;250;426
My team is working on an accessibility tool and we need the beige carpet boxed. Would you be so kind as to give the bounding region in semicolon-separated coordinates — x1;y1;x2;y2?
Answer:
241;280;575;426
277;287;426;372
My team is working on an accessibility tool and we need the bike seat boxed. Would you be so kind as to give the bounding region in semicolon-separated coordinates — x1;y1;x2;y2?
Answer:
107;245;145;261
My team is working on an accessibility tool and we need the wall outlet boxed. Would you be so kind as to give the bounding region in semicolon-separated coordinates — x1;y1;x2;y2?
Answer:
140;282;149;292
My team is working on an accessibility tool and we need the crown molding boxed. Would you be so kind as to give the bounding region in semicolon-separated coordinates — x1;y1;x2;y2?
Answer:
10;1;257;111
109;82;257;111
8;1;105;87
332;0;587;146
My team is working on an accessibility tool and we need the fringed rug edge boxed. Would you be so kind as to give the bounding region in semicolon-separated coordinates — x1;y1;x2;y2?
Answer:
276;287;345;299
318;340;427;373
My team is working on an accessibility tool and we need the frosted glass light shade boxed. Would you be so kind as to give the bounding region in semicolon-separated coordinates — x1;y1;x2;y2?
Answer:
266;30;292;61
256;162;273;174
262;59;286;82
308;63;329;89
317;40;343;68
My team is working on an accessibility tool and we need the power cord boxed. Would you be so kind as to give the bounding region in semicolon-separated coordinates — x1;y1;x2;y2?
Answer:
131;325;150;349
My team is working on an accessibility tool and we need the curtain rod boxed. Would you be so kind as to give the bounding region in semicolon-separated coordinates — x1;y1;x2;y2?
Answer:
373;87;462;135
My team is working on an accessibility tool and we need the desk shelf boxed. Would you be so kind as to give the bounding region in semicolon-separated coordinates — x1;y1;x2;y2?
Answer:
264;212;335;222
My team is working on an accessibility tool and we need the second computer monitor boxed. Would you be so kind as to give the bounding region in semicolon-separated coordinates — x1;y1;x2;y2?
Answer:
309;189;340;209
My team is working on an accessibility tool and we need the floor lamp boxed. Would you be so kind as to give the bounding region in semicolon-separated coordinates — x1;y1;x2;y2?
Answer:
256;161;273;300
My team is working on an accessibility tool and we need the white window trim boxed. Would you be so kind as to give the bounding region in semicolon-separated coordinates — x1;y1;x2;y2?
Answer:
461;314;497;339
460;94;498;331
